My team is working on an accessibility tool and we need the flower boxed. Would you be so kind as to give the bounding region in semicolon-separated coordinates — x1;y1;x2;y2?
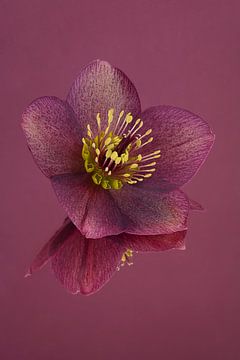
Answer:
26;218;187;295
22;60;214;240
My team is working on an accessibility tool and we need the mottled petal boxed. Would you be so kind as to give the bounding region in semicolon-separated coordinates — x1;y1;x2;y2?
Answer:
22;96;83;177
51;231;123;295
119;230;187;252
111;186;189;235
67;60;141;133
139;106;215;191
51;174;130;239
26;219;75;276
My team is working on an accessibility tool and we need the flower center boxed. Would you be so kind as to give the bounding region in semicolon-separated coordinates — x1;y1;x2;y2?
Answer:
81;109;161;190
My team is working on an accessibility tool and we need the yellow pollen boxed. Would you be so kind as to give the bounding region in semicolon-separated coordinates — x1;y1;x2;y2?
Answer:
139;162;156;168
111;151;118;160
105;149;112;158
129;163;139;169
121;249;133;266
108;108;114;124
136;139;141;147
96;113;101;129
115;157;122;165
87;124;92;138
125;113;133;124
127;180;137;184
104;137;112;146
82;109;161;190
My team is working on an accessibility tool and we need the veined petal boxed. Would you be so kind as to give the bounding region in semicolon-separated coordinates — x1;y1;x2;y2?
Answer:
51;174;129;239
139;106;215;191
111;186;189;235
78;237;124;295
67;60;141;133
22;96;83;177
119;230;187;252
51;172;189;238
25;218;75;276
51;230;124;295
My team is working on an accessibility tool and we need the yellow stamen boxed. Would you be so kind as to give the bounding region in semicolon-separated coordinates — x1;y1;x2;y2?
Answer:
96;113;101;130
104;137;112;146
111;151;118;161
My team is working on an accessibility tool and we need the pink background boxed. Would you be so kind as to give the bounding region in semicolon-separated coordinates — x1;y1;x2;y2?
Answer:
1;1;239;359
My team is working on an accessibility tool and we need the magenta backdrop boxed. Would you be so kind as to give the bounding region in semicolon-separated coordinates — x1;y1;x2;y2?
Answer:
1;1;239;359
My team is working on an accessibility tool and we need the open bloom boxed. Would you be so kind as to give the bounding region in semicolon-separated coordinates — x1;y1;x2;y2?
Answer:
27;218;186;295
22;60;214;240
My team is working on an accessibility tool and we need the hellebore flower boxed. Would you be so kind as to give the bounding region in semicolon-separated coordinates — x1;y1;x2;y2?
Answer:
22;60;214;294
22;60;214;239
26;218;187;295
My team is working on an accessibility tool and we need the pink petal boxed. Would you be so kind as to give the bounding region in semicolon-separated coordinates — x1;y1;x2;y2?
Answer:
111;186;189;235
79;237;124;295
25;218;75;276
67;60;141;134
139;106;215;191
119;230;187;252
51;231;124;295
51;173;189;238
22;96;84;177
51;174;129;239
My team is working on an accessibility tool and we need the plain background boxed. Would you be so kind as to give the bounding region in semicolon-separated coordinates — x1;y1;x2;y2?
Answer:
1;1;239;359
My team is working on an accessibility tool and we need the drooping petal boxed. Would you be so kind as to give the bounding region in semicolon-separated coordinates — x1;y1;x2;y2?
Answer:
78;237;124;295
111;186;189;235
51;174;130;239
51;230;124;295
119;230;187;252
67;60;141;133
138;106;215;191
22;96;84;177
25;218;75;276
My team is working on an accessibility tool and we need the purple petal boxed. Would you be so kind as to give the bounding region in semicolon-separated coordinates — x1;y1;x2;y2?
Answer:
67;60;141;134
22;96;83;177
139;106;215;191
51;174;129;239
79;237;124;295
25;218;75;276
51;173;189;238
119;230;187;252
51;231;123;295
111;187;189;235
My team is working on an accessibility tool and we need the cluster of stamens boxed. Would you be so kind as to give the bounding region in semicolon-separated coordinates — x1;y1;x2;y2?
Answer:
81;108;161;190
117;249;134;271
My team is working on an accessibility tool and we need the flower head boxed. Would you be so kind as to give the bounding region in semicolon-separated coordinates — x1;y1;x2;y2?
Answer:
22;60;214;240
22;60;214;295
